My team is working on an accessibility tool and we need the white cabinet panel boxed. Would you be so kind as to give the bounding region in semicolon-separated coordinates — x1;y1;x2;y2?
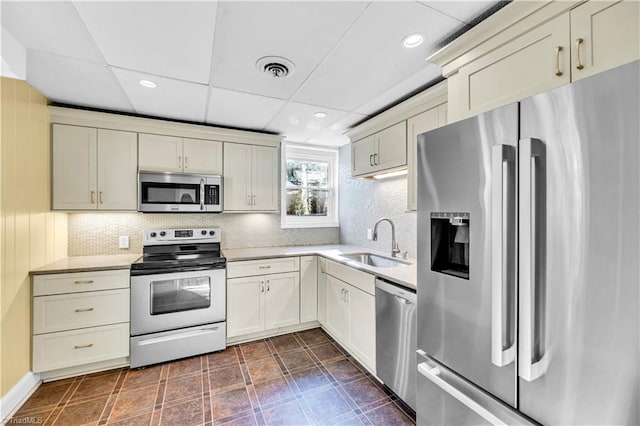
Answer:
223;142;253;211
227;276;264;338
347;285;376;371
374;121;407;172
52;124;97;210
33;269;129;296
265;272;300;329
183;138;223;174
227;257;299;279
138;133;182;172
252;145;278;211
326;259;375;295
300;256;318;323
97;129;137;210
317;257;327;326
325;275;349;344
351;134;376;176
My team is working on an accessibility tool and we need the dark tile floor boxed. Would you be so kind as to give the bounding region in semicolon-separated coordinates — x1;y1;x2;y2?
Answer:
9;328;415;425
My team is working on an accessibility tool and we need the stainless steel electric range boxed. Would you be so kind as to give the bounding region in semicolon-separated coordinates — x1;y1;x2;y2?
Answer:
129;227;226;368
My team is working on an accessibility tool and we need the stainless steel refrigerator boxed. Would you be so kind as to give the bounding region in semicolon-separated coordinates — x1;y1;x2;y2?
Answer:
416;61;639;425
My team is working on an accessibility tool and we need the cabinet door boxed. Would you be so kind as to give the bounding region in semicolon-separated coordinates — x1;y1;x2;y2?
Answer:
252;145;278;211
374;121;407;172
570;0;639;81
183;138;223;174
223;143;253;211
325;275;349;344
52;124;97;210
138;133;182;172
407;107;442;211
264;272;300;329
347;285;376;372
300;256;318;323
453;12;570;120
351;135;375;176
317;257;327;325
97;129;137;210
227;276;264;337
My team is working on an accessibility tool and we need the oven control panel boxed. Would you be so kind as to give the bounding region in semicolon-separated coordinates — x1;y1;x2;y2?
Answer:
143;227;221;245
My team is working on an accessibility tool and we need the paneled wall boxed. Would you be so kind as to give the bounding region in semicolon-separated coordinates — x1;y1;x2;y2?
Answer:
338;144;417;257
0;78;68;398
68;212;339;256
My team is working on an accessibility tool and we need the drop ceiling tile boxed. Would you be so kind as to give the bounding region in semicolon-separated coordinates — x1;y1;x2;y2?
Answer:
206;87;285;132
111;68;208;122
209;1;369;100
354;64;442;115
26;51;132;112
267;102;351;143
419;1;504;25
73;1;217;84
306;112;369;147
1;1;103;63
293;1;463;112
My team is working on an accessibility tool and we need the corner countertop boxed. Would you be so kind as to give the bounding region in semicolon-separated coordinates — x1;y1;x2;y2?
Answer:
222;245;417;290
30;254;142;275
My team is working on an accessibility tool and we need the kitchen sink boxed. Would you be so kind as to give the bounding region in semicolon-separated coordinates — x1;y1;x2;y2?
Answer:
340;252;411;268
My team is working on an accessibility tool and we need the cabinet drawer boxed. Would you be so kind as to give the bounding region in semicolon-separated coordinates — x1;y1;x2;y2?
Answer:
326;260;375;295
33;269;130;296
227;257;300;278
34;289;130;334
32;323;129;373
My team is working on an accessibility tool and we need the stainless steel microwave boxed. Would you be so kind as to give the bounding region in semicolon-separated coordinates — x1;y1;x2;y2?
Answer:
138;172;222;213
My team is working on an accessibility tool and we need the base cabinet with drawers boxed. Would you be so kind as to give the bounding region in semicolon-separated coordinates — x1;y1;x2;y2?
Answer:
227;257;300;338
323;260;376;373
32;269;130;376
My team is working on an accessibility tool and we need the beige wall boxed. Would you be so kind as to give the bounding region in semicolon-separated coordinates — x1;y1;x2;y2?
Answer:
1;78;67;398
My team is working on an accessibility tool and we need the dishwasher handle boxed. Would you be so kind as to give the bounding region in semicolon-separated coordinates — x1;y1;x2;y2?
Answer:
375;278;416;304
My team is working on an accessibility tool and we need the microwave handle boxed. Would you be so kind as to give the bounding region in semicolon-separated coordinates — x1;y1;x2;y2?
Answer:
200;178;205;211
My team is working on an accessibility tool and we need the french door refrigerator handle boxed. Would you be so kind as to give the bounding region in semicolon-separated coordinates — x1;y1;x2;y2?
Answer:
491;145;516;367
519;138;546;382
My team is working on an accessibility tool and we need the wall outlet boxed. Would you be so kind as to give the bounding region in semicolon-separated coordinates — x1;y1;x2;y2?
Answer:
367;228;373;240
118;236;129;249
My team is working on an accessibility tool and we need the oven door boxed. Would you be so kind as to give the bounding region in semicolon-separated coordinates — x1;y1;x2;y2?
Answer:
130;268;225;336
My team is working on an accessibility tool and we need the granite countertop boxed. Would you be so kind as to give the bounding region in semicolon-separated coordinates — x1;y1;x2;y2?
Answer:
30;254;142;275
223;244;417;290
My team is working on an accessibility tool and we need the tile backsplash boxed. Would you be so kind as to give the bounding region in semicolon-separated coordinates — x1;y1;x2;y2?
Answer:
68;212;339;256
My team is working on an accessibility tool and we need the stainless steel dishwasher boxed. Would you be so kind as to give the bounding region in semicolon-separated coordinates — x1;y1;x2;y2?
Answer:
375;277;417;411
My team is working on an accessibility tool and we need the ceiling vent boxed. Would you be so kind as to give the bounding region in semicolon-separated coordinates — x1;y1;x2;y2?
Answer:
256;56;295;79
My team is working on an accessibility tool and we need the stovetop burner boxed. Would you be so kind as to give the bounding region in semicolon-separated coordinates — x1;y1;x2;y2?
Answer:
131;227;226;275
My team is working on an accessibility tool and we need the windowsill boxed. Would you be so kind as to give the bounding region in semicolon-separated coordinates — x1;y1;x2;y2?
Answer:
280;222;340;229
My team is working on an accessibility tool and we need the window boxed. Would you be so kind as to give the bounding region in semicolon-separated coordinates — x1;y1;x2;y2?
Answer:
281;143;339;228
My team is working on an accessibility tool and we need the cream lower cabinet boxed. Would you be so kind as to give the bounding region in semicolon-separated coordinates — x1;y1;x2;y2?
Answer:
300;256;318;323
32;269;130;375
317;257;327;325
138;133;223;174
324;260;376;372
227;257;300;338
53;125;137;210
223;143;278;211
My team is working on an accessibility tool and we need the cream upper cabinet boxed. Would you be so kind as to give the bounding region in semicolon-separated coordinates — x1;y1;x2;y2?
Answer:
224;142;278;212
53;125;137;210
97;129;138;210
351;122;407;177
300;256;318;323
570;0;640;81
451;12;570;121
53;125;97;210
407;104;447;211
139;134;222;174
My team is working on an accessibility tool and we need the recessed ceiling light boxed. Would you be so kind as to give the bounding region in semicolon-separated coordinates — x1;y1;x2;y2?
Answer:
402;33;424;48
314;112;328;118
138;79;157;88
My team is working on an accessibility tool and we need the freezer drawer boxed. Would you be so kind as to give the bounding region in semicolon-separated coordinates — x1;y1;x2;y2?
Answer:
416;352;535;426
376;278;416;411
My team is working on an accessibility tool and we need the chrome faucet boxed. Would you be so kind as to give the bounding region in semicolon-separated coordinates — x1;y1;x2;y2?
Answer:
372;217;401;258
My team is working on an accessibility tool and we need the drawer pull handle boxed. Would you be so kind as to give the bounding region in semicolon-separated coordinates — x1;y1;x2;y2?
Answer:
575;38;585;70
74;280;94;284
258;266;271;269
74;343;94;349
554;46;563;76
75;308;94;313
